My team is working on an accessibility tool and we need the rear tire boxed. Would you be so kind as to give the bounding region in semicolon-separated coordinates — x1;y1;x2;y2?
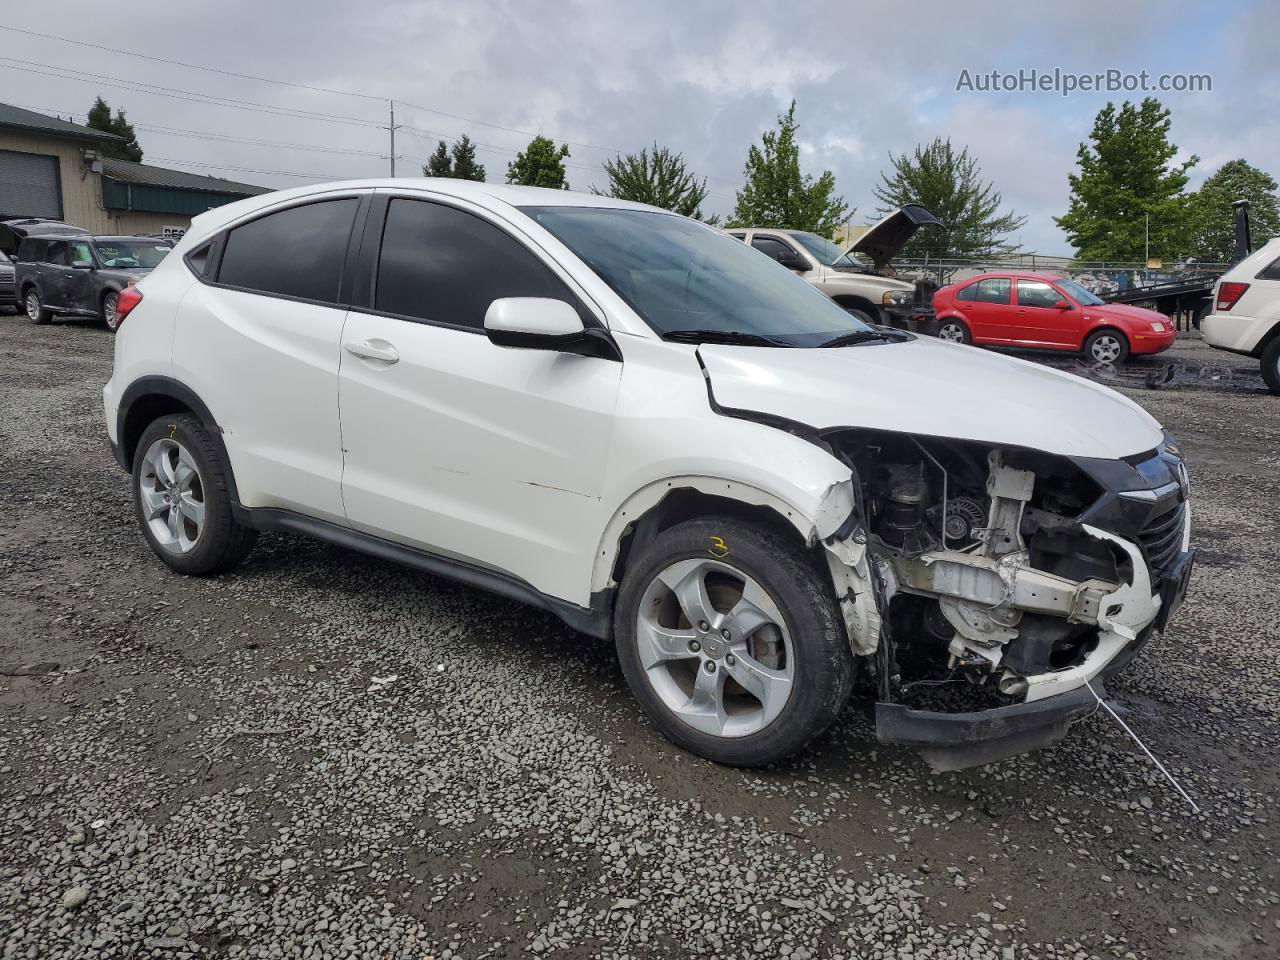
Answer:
132;414;257;575
937;319;971;344
1084;328;1129;364
102;291;122;332
1261;337;1280;396
24;289;49;325
613;516;855;767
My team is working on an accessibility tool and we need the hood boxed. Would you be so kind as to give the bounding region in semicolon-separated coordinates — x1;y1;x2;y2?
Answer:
699;337;1164;460
846;204;940;269
1087;302;1165;326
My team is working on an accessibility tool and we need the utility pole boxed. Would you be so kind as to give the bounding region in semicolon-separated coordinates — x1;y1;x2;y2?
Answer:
388;99;397;177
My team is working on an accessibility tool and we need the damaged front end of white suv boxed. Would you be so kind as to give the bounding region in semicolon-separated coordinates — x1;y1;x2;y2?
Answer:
814;428;1193;769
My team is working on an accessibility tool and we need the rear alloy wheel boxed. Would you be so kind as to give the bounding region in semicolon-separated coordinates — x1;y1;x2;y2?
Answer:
24;290;49;325
133;414;257;575
102;291;122;332
1260;337;1280;395
614;517;854;766
1084;329;1129;365
937;319;971;344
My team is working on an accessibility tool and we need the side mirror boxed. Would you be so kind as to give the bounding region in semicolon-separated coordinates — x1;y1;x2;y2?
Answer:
71;259;94;270
484;297;587;351
1054;299;1071;310
775;251;811;272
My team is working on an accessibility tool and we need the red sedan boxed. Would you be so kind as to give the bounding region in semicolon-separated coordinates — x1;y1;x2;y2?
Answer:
932;273;1176;363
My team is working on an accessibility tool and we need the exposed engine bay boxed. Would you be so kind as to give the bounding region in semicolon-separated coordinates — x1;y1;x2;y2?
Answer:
815;427;1184;763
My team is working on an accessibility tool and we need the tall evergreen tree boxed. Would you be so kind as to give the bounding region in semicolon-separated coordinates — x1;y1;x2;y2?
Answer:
1055;98;1197;262
1189;159;1280;262
506;135;570;189
85;97;143;162
595;143;714;220
450;135;486;181
730;101;847;238
873;138;1024;259
424;140;453;177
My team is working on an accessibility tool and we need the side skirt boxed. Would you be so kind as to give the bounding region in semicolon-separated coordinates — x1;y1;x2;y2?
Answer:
233;505;613;639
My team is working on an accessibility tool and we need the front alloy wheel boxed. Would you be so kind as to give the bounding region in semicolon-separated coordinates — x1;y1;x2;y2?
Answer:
635;558;794;738
614;517;855;766
1085;330;1128;364
139;437;206;554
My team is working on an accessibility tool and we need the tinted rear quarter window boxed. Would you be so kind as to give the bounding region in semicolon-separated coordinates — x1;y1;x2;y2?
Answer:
955;283;978;302
375;198;582;330
1258;255;1280;281
217;198;359;303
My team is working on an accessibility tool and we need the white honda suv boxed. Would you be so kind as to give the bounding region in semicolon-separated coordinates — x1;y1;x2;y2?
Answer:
104;180;1194;769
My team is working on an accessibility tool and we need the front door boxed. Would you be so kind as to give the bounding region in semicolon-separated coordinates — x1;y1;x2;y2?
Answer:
65;239;98;314
1013;278;1079;348
338;195;622;603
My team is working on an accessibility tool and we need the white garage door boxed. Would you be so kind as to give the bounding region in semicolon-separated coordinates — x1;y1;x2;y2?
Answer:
0;149;62;219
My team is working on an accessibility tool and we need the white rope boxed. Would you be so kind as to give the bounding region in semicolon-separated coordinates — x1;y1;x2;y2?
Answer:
1084;679;1200;815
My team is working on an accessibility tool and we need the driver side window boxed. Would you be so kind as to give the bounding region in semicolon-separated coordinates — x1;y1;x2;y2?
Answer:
69;241;93;266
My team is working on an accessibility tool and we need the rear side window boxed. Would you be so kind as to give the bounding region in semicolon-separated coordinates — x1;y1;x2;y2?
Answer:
955;283;978;302
45;241;68;267
375;198;581;330
974;278;1011;304
217;198;359;303
751;236;793;259
1258;256;1280;281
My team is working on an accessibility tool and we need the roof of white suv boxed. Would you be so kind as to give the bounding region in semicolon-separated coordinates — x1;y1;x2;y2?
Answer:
182;178;664;249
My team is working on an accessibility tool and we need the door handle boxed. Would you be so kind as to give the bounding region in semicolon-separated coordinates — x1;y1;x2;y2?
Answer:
343;340;399;364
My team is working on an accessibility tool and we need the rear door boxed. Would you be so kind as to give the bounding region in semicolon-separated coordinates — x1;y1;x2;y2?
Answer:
172;192;366;523
955;276;1015;342
337;192;622;603
1013;278;1079;348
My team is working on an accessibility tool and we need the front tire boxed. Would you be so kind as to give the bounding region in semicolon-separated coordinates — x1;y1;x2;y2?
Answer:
132;414;257;575
1261;337;1280;395
24;289;49;325
1083;328;1129;364
613;517;855;766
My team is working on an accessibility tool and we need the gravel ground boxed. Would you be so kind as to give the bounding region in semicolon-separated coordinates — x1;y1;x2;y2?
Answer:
1;313;1277;960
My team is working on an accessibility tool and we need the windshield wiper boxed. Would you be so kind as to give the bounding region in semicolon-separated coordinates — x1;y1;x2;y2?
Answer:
818;329;908;348
662;329;794;347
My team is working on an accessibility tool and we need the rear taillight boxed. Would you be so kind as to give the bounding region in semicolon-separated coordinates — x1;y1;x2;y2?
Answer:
115;285;143;325
1216;281;1250;311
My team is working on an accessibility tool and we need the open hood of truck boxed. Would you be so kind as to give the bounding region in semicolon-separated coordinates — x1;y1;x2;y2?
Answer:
699;337;1164;460
844;204;940;269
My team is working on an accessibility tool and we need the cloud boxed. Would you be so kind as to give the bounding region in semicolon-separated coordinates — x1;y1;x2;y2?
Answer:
2;0;1274;253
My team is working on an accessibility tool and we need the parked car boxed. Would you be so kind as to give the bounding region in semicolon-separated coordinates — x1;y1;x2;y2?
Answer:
0;251;15;312
0;217;89;258
726;206;940;328
1200;236;1280;394
16;234;171;331
103;181;1193;769
932;272;1177;363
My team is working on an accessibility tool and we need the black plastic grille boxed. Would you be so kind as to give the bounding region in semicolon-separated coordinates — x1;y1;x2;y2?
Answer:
1139;500;1186;581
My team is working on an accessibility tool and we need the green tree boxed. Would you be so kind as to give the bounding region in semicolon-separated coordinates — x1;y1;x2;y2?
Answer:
1055;98;1197;262
506;135;569;189
424;140;452;177
730;101;847;238
450;135;486;181
85;96;143;162
1188;159;1280;262
872;137;1024;259
594;143;715;221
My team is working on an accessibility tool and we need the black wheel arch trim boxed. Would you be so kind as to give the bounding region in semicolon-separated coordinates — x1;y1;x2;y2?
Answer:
115;377;237;501
232;505;613;638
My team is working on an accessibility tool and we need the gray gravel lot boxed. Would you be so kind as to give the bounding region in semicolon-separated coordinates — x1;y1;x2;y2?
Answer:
1;313;1277;959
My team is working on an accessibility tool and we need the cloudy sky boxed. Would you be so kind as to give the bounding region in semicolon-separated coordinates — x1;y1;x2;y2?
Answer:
3;0;1273;251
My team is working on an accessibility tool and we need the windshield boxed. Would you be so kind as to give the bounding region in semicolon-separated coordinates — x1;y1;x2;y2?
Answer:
1055;277;1105;306
520;207;873;346
790;231;867;269
92;240;170;270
